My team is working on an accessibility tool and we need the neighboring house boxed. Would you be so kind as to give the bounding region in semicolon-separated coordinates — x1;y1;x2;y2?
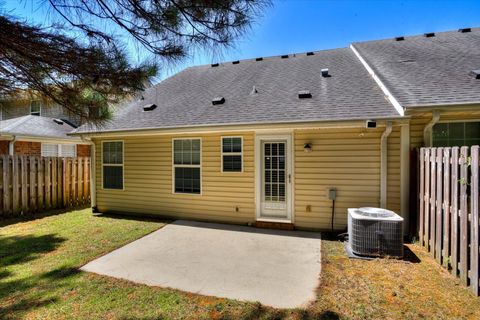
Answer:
72;28;480;232
0;91;80;126
0;115;90;157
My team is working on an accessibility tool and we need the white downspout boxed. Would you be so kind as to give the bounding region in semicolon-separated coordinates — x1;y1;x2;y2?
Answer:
380;121;393;208
423;110;440;147
81;136;96;211
8;136;16;156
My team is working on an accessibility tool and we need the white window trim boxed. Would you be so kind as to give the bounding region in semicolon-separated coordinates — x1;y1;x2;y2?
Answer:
41;143;77;157
30;100;41;116
430;119;480;146
221;136;243;173
172;138;202;195
101;140;124;191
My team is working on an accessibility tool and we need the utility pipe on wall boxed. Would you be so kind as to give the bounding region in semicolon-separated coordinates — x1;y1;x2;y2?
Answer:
380;121;393;208
8;136;16;156
423;110;440;147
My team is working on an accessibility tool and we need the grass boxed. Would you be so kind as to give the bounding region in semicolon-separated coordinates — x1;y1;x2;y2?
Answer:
0;210;479;319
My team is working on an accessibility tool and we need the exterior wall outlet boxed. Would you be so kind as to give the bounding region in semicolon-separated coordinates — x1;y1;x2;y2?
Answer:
306;205;311;212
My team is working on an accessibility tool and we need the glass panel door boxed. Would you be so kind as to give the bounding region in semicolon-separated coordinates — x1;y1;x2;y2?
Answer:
261;141;288;218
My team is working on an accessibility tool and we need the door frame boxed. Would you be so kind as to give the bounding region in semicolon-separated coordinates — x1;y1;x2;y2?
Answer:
255;132;294;223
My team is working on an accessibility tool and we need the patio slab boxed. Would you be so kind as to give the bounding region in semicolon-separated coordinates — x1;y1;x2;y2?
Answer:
81;220;321;308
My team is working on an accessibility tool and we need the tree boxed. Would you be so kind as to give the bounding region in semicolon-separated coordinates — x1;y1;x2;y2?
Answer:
0;0;270;123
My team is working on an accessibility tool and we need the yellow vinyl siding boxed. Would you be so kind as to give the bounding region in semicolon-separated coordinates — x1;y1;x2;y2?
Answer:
293;126;400;230
409;109;480;149
94;132;255;224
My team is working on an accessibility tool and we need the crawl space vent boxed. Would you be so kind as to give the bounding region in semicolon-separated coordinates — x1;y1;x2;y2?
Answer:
143;104;157;111
298;90;312;99
212;97;225;105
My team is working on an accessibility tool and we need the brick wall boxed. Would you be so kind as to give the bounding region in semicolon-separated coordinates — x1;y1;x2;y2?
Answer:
0;141;9;155
77;144;91;157
14;141;41;156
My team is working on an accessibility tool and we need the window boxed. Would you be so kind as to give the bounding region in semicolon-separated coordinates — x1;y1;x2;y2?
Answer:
173;139;201;194
30;100;41;116
102;141;123;190
41;144;77;157
41;143;59;157
432;122;480;147
222;137;242;172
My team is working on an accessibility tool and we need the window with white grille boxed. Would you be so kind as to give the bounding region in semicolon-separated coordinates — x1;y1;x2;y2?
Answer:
41;144;59;157
41;143;76;157
60;144;76;157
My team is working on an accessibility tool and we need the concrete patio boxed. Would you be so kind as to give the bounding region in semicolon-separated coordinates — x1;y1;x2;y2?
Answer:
81;220;322;308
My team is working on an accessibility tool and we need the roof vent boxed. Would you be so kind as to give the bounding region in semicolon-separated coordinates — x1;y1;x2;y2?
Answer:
470;70;480;79
459;28;471;33
211;63;219;67
140;95;145;100
424;32;435;38
298;90;312;99
232;60;240;65
281;54;289;59
53;118;64;125
143;104;157;111
250;86;258;95
395;36;405;41
212;97;225;105
306;52;314;56
255;57;263;61
321;68;330;77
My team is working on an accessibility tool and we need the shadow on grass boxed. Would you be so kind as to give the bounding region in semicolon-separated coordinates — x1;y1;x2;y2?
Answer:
94;212;171;224
0;234;66;268
0;207;90;228
0;297;58;320
403;245;421;263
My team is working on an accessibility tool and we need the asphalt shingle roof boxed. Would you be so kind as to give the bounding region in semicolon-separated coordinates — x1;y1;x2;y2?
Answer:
0;115;80;140
74;47;399;134
353;28;480;107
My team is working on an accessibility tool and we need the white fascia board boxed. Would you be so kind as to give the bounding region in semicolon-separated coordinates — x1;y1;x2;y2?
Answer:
350;44;405;117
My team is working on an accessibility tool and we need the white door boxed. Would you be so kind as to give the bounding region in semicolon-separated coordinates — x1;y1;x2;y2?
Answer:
256;134;293;221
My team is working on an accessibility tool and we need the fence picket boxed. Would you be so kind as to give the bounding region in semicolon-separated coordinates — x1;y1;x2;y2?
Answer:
470;146;479;295
430;148;437;256
419;148;425;246
442;148;451;268
12;156;20;215
425;148;431;250
3;155;11;215
29;156;36;212
435;148;443;263
52;157;57;208
451;147;459;276
459;146;469;286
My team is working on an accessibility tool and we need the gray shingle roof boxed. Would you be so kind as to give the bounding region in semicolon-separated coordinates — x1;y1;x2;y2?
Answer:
353;28;480;107
0;115;80;140
74;47;399;134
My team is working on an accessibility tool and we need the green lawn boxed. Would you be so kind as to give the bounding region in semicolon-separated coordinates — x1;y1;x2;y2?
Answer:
1;209;479;319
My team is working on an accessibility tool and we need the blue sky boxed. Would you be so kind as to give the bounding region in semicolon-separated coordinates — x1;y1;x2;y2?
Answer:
3;0;480;80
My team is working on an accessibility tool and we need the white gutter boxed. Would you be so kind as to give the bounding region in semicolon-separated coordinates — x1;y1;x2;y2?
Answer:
423;110;440;147
81;136;97;210
380;121;393;208
350;44;405;116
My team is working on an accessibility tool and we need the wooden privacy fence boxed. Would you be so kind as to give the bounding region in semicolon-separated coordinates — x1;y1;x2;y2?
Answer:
0;155;91;216
419;146;479;295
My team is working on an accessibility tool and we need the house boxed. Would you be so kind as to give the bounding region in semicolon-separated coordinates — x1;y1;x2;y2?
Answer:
0;115;90;157
71;28;480;232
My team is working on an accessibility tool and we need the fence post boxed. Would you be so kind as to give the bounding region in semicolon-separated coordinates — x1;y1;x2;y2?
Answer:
470;145;479;295
459;146;469;286
3;155;11;215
